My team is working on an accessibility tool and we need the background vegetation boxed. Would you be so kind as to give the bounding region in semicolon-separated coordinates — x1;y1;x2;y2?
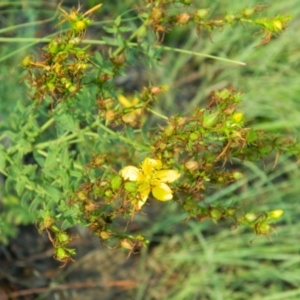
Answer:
1;0;300;299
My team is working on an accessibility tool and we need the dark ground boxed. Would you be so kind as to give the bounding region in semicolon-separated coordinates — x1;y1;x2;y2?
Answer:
0;225;146;300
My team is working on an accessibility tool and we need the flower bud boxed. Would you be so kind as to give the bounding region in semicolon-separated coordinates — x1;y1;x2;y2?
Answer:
84;202;97;211
120;238;134;250
105;110;115;121
112;53;125;65
105;190;112;197
232;112;244;123
46;82;56;92
21;55;33;67
256;222;271;235
195;9;209;19
268;209;284;220
150;86;163;95
189;132;199;141
164;125;175;136
55;247;69;260
177;13;191;25
74;20;87;31
210;207;223;220
273;20;283;31
226;207;237;217
77;191;88;201
48;40;60;54
242;8;255;18
68;85;77;93
225;15;236;24
185;160;199;171
56;231;71;245
99;231;111;240
244;212;257;223
232;171;244;180
40;215;54;230
151;8;163;22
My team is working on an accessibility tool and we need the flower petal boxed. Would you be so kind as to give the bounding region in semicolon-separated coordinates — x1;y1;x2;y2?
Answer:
135;196;148;210
141;158;162;175
138;182;151;200
118;95;132;108
156;170;180;183
120;166;140;181
134;183;150;210
152;183;173;201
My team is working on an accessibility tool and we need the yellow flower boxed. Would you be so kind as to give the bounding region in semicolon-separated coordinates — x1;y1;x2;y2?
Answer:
120;158;180;210
118;94;142;125
232;112;244;123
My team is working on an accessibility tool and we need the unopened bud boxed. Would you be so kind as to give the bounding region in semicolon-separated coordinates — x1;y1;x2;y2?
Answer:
185;160;199;171
177;13;191;25
268;209;284;220
120;238;134;250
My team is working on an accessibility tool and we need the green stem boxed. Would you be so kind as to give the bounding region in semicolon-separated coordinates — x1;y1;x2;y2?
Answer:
34;131;80;150
112;22;147;57
0;32;60;63
156;45;246;66
37;149;83;170
40;117;55;133
97;123;150;150
147;108;169;120
0;9;59;34
34;117;150;151
0;37;246;65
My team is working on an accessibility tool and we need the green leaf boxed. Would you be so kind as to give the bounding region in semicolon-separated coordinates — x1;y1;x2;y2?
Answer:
18;138;32;154
15;175;27;196
94;51;103;64
259;145;273;154
42;168;63;181
0;146;6;172
247;129;258;143
115;15;122;27
5;176;15;192
29;196;43;214
54;113;79;134
23;164;37;176
33;150;45;167
102;25;118;34
43;184;62;201
69;169;84;180
141;123;149;143
21;190;33;207
118;26;132;33
125;126;135;141
111;175;122;191
44;148;59;169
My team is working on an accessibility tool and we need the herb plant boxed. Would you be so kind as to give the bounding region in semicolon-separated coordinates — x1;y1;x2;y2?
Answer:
0;1;297;266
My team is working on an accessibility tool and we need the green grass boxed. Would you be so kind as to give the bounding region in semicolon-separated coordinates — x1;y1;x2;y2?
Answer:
1;1;300;299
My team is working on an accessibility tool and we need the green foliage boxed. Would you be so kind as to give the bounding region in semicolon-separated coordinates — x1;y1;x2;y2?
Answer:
0;0;298;268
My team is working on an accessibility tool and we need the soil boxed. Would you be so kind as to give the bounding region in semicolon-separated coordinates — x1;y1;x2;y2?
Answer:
0;225;144;300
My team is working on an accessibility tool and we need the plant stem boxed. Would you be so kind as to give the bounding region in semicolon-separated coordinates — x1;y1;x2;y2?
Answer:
40;117;55;133
112;22;147;57
34;117;150;151
0;37;246;65
147;108;169;120
37;149;83;170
